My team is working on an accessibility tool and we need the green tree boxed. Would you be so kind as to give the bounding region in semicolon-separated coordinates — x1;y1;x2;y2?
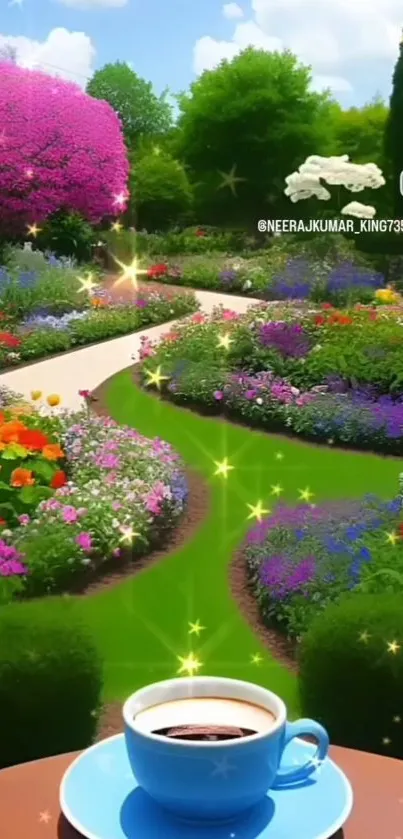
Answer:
384;33;403;217
331;97;388;164
130;148;193;230
174;48;335;227
87;62;173;147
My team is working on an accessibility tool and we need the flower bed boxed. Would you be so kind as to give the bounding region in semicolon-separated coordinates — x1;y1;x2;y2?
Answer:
143;254;392;307
139;302;403;454
0;388;188;602
0;247;198;370
241;494;402;641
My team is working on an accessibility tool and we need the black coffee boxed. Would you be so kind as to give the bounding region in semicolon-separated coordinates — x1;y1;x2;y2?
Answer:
153;724;257;741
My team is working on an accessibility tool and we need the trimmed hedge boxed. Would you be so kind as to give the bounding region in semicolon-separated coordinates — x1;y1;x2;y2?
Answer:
299;593;403;758
0;597;103;767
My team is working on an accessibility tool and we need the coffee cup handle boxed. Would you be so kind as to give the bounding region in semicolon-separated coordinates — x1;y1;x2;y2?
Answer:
272;718;330;788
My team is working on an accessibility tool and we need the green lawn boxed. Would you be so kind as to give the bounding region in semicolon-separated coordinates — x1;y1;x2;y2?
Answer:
75;370;402;715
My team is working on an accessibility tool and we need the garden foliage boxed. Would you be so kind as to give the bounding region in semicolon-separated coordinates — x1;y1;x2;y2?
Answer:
0;596;102;768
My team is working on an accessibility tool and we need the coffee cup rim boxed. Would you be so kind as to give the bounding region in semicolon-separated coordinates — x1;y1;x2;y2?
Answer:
123;676;286;748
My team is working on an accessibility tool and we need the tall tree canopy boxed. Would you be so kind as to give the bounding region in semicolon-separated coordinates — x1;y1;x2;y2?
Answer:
87;62;173;147
173;48;335;226
0;62;129;235
384;34;403;217
332;98;388;165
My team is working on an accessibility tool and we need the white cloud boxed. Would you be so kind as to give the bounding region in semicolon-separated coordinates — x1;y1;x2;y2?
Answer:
311;75;353;94
193;0;403;101
0;28;95;87
223;3;244;19
56;0;127;8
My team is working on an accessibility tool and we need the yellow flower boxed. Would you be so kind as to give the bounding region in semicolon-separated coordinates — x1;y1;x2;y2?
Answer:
375;288;399;304
46;394;61;407
31;390;42;401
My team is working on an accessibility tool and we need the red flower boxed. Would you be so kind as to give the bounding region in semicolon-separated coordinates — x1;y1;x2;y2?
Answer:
79;389;92;399
50;470;67;489
399;522;403;538
147;263;168;278
314;315;326;326
18;428;49;450
0;518;6;527
321;303;334;310
195;229;206;237
0;332;21;348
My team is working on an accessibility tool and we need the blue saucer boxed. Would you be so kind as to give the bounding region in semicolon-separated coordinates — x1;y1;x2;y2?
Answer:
60;734;353;839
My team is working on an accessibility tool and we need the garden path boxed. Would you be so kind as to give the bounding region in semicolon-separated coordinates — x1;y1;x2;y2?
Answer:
0;288;261;410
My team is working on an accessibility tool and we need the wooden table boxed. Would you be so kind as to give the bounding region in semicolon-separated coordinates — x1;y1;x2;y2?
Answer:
0;744;402;838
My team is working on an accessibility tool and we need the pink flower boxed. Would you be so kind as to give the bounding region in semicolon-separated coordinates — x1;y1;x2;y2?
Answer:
222;310;238;321
76;532;92;552
0;559;27;576
62;505;79;524
214;390;223;400
18;514;30;526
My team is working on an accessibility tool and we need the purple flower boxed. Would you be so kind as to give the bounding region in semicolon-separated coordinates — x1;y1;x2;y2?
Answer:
214;390;224;401
259;322;311;358
62;505;79;524
0;558;28;577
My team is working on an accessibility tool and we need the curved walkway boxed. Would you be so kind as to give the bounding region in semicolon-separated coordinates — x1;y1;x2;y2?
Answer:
0;289;261;409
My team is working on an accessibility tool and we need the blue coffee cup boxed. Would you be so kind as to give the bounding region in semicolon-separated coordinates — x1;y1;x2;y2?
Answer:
123;676;329;822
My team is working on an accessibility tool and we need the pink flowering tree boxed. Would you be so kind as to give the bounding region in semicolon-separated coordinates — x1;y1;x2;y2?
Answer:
0;63;130;235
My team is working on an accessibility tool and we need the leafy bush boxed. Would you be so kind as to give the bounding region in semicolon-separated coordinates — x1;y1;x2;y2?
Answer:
38;210;96;262
243;496;401;640
298;593;403;758
105;227;256;258
0;597;102;768
130;152;193;231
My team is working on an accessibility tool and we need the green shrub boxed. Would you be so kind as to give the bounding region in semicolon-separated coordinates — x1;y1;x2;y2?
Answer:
38;210;96;262
130;152;193;231
299;593;403;758
0;597;103;767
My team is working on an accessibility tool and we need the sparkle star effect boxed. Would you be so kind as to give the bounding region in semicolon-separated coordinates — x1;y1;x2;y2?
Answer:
251;653;263;665
382;737;391;745
26;223;41;238
214;457;234;479
217;164;246;197
39;811;51;824
211;756;236;777
393;716;401;723
188;620;205;636
386;531;399;546
247;500;270;522
217;333;233;351
25;167;34;178
177;652;202;676
387;640;401;655
298;487;314;503
119;525;140;545
358;631;371;643
144;365;169;390
113;192;128;208
112;256;148;292
275;451;284;461
270;484;283;497
110;220;123;233
77;272;98;294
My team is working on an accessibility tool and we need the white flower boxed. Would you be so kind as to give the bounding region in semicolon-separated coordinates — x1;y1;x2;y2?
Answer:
256;397;263;406
290;387;300;396
243;279;252;290
285;155;385;204
284;172;331;203
341;201;376;220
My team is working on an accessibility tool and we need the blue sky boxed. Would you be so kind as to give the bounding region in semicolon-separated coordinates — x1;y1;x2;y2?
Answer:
1;0;402;108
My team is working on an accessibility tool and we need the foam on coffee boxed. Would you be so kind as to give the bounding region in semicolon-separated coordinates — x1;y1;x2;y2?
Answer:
134;697;276;737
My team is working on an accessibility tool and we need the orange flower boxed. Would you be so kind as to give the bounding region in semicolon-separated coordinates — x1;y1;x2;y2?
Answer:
0;518;6;527
91;297;107;308
11;468;35;487
50;470;67;489
0;420;26;444
0;411;5;425
42;443;65;461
